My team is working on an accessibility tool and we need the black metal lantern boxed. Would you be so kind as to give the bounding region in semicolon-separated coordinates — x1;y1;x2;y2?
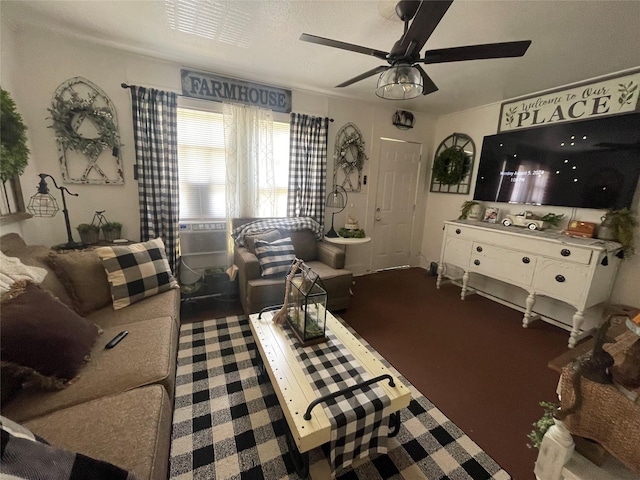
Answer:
286;262;327;346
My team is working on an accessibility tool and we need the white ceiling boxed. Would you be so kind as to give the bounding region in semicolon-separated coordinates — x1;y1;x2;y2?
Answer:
2;0;640;116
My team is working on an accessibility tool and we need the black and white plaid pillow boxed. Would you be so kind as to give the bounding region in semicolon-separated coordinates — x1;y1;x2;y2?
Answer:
254;237;296;277
96;238;178;310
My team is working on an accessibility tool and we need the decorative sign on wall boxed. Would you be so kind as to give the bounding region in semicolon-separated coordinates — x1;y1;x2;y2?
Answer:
181;69;292;113
333;123;368;192
49;77;124;185
499;70;640;132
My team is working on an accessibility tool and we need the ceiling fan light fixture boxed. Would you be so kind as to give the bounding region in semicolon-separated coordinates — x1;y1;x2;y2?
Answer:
375;65;423;100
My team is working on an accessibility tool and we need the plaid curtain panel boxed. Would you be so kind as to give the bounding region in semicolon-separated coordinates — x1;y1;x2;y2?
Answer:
129;86;179;273
283;327;391;477
287;114;329;227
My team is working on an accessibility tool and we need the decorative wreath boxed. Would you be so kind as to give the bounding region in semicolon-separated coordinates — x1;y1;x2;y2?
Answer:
48;93;120;158
432;146;471;185
335;133;368;172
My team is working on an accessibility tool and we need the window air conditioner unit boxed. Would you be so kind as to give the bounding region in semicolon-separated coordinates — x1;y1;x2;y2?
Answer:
178;221;227;255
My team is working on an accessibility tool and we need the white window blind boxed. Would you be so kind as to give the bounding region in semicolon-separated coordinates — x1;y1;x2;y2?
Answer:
177;107;290;220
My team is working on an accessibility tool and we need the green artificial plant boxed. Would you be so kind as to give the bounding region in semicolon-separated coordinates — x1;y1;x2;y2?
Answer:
527;401;559;449
542;213;565;228
459;200;480;220
0;88;30;183
602;208;637;257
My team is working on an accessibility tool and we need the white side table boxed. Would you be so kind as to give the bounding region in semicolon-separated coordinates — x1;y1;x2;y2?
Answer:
323;236;371;246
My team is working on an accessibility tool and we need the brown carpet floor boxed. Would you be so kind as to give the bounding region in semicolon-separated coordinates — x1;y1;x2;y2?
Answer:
181;267;572;479
340;267;570;480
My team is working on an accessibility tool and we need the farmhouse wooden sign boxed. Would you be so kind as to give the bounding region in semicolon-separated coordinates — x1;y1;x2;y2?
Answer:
181;69;292;113
499;70;640;132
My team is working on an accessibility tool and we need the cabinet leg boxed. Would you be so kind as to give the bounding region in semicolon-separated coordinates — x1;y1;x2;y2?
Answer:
461;271;469;300
569;310;584;349
523;292;536;328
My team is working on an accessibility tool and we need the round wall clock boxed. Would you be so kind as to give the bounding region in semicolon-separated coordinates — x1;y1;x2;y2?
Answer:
430;132;476;194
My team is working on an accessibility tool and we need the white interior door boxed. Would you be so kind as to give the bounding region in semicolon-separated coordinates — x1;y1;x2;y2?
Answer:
371;139;422;271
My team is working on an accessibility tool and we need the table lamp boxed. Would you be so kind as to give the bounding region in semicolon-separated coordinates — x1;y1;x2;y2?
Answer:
325;185;347;237
26;173;84;250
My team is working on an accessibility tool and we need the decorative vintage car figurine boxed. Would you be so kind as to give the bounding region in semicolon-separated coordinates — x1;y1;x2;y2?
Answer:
502;211;546;230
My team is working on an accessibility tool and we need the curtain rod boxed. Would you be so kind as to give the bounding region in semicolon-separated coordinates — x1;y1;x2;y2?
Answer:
121;82;333;121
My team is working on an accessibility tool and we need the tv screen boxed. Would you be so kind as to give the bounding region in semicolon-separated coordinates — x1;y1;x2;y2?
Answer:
473;113;640;209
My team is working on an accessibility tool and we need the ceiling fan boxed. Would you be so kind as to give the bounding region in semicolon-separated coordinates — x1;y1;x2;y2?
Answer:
300;0;532;99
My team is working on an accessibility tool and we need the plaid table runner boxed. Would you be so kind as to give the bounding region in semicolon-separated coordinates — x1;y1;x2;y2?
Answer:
283;325;391;477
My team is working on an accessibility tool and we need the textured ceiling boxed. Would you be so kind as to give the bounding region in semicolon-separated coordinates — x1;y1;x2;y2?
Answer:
2;0;640;115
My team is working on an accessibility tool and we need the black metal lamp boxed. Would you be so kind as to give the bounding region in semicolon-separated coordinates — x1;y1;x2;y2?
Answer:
27;173;84;250
325;185;347;237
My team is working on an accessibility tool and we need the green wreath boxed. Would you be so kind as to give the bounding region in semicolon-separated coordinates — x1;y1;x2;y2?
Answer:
432;146;471;185
1;88;30;183
48;93;120;158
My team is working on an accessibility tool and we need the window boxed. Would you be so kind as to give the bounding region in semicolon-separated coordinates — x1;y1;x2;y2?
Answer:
177;107;290;220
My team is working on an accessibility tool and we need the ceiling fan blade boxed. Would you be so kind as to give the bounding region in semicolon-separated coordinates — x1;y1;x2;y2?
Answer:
414;65;439;95
300;33;389;61
421;40;532;64
336;66;389;88
390;0;453;59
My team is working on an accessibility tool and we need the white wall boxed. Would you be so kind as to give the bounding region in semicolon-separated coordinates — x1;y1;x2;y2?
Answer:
421;85;640;308
1;21;437;277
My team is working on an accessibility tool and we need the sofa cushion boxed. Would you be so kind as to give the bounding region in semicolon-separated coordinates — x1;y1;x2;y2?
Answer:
0;415;137;480
87;288;180;330
244;229;281;254
2;316;177;423
48;250;112;315
0;281;100;389
96;238;178;310
0;234;74;308
255;237;296;277
287;230;318;261
24;385;171;480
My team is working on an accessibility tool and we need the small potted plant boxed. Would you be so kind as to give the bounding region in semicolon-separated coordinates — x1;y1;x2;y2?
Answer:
458;200;482;220
101;221;122;243
598;208;637;257
76;223;100;245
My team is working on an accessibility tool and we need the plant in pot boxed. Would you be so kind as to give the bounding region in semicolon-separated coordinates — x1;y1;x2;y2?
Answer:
101;221;122;243
76;223;100;245
1;88;30;212
458;200;481;220
598;208;637;257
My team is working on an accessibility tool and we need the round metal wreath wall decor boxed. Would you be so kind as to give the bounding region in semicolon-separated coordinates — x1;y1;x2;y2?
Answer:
432;146;471;185
48;93;120;159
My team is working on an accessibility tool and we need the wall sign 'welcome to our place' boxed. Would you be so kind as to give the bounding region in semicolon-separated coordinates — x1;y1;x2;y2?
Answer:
499;70;640;132
181;69;292;114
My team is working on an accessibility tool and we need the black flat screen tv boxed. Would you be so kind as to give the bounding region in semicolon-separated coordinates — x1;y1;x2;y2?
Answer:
473;113;640;209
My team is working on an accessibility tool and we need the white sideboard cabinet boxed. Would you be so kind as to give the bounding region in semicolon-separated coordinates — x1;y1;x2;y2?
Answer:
437;220;622;348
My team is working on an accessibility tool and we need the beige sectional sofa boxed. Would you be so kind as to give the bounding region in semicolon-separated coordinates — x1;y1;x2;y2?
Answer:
232;217;353;314
0;233;180;480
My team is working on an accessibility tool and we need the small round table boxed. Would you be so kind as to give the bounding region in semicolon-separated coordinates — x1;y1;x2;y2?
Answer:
323;236;371;246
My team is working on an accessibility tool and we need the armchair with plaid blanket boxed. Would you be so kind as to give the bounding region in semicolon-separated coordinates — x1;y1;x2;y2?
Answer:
232;218;353;314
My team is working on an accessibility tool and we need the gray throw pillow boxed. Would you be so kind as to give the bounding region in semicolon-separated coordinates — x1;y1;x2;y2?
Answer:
245;229;281;254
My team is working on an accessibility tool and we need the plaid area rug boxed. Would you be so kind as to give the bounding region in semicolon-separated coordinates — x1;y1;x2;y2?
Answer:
170;316;511;480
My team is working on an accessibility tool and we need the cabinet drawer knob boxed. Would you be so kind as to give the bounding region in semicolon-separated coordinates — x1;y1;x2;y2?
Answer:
522;257;530;264
561;248;571;257
456;228;461;234
555;275;566;283
476;246;483;252
474;259;480;266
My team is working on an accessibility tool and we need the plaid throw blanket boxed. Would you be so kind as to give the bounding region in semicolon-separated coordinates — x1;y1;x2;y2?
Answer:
283;327;391;477
1;416;137;480
232;217;323;246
